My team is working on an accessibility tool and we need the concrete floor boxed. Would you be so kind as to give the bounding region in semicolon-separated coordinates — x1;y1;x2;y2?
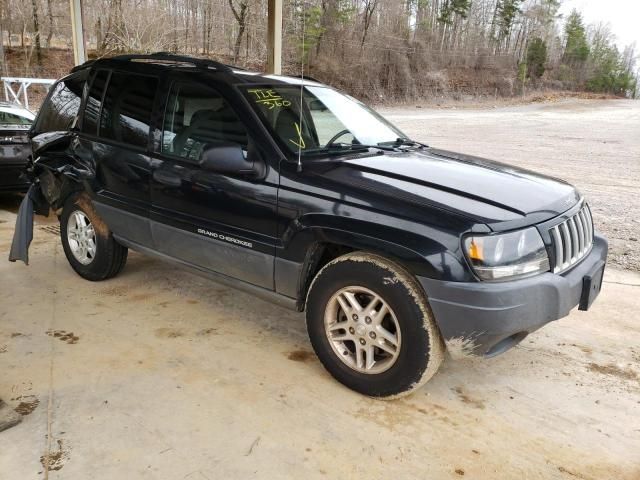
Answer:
1;206;639;479
1;99;640;479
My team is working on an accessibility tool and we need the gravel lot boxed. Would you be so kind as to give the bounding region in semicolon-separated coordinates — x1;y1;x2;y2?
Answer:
381;99;640;271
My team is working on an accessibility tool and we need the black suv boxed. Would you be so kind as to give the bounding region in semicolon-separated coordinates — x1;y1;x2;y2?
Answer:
14;53;608;398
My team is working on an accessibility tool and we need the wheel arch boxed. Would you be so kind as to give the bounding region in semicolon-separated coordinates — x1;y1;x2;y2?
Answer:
278;217;465;311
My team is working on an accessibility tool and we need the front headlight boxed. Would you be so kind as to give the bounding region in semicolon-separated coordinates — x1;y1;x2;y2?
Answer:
463;227;550;281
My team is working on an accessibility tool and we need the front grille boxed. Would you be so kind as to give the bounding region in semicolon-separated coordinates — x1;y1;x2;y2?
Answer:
549;203;593;273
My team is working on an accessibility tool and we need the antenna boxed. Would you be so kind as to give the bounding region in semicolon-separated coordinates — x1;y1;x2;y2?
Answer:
297;0;306;173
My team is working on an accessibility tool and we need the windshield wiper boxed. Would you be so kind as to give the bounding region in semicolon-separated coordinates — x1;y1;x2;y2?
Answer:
302;143;395;156
324;142;397;152
302;139;422;158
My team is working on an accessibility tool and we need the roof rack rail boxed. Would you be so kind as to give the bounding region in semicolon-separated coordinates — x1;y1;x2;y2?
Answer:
285;73;321;83
108;52;233;73
70;60;95;73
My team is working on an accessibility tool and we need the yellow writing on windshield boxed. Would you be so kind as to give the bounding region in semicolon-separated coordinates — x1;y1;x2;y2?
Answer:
289;122;306;149
247;88;292;110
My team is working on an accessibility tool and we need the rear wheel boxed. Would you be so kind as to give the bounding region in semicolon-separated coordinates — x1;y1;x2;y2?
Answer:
60;193;127;281
305;252;444;398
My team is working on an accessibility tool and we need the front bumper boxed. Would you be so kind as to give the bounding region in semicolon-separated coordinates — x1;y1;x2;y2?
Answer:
418;234;608;358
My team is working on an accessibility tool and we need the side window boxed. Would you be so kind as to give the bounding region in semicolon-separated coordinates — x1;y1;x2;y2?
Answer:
33;70;86;133
82;69;110;136
99;72;158;148
162;82;248;162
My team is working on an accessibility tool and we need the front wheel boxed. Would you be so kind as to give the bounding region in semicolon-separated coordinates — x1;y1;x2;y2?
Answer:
60;193;128;281
305;252;444;398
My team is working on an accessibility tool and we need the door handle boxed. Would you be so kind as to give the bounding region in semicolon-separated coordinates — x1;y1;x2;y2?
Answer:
153;169;182;187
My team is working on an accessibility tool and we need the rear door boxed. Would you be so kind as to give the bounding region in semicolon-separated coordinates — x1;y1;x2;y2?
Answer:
79;69;159;247
149;78;279;289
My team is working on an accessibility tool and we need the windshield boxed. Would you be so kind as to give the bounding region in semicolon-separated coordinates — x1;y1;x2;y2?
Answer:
0;110;32;126
242;85;407;155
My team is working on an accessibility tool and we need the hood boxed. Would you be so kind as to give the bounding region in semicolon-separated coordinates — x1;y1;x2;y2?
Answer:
324;148;579;230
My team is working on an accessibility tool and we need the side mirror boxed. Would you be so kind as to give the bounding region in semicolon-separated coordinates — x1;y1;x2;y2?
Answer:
309;99;327;111
199;142;259;176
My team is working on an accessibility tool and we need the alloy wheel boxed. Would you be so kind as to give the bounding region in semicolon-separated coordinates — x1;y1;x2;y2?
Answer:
66;210;97;265
323;286;401;374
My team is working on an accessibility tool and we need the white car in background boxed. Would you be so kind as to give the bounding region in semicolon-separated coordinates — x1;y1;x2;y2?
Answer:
0;102;35;192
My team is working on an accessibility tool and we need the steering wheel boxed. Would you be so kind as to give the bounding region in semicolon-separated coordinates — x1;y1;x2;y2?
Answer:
325;129;352;147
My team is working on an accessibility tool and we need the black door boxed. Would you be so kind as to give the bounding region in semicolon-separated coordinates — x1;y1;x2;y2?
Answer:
149;80;279;289
79;69;158;247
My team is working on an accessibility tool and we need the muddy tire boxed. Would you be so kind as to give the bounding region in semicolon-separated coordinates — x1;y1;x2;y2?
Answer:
60;193;128;281
305;252;444;398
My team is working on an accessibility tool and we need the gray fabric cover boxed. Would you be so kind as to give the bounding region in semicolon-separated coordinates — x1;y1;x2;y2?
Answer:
8;184;37;265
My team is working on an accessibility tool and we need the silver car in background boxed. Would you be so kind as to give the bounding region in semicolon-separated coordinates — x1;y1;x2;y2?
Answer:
0;102;35;192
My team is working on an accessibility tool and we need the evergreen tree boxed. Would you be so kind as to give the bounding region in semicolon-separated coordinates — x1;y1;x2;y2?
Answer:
494;0;524;51
586;42;635;96
526;38;547;79
563;10;589;65
438;0;472;24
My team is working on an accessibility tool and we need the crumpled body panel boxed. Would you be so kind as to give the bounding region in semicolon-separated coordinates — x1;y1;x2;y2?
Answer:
8;131;94;265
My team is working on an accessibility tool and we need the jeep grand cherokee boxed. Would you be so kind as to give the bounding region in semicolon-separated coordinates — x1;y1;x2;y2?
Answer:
10;53;608;398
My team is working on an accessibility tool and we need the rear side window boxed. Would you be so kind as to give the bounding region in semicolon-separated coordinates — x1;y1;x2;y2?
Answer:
99;72;158;148
82;69;110;136
161;82;248;161
34;71;86;133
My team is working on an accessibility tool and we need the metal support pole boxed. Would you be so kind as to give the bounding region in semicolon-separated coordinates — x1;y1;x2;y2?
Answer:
23;82;31;109
266;0;282;74
69;0;86;65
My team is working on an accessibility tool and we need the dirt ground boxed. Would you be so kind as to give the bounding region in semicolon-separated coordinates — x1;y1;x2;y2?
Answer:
381;99;640;272
1;99;639;479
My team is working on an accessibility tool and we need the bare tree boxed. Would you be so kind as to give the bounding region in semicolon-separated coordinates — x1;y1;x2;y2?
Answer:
0;0;635;103
45;0;52;47
360;0;378;50
229;0;248;62
30;0;42;66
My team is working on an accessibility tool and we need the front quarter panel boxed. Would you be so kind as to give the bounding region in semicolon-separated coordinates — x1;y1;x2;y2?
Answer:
275;161;482;299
